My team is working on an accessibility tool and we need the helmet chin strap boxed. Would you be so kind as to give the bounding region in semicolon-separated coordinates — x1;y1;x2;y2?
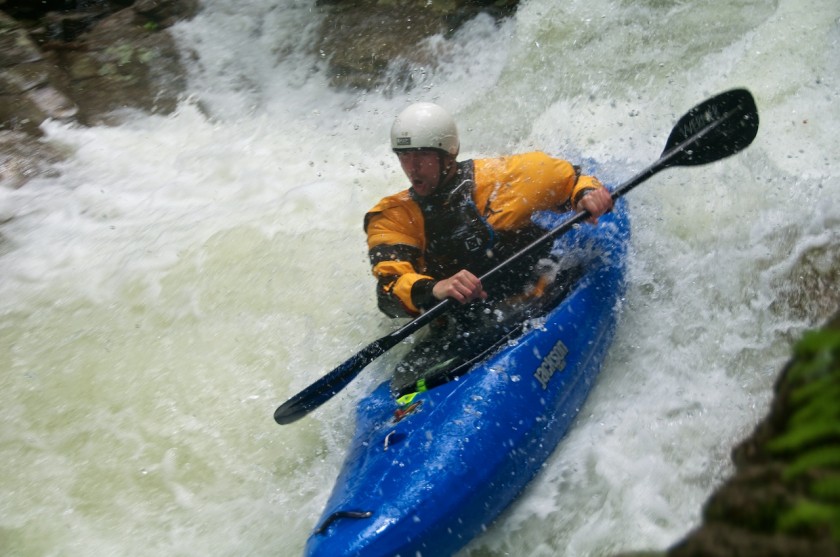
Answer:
435;151;455;192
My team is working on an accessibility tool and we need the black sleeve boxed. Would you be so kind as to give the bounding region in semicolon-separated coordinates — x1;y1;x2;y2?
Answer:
369;243;425;318
410;278;437;311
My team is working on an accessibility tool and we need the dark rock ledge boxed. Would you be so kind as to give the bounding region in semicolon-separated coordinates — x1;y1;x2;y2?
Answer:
1;0;198;132
0;0;198;188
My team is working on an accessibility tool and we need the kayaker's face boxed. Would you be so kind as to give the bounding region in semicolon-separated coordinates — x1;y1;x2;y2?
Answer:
397;150;449;197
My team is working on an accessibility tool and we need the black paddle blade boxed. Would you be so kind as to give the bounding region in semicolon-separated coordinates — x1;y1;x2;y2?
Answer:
663;88;759;167
274;341;387;424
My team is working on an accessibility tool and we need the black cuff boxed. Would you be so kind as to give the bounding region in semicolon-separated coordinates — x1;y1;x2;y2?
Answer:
411;279;438;310
573;187;596;206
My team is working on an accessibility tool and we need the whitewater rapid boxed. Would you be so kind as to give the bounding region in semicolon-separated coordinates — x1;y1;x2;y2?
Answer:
1;0;838;555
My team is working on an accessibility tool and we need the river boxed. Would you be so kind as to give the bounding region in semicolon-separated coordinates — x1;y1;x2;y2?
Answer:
1;0;838;555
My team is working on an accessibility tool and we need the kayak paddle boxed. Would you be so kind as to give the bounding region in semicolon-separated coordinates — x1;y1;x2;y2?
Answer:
274;88;759;425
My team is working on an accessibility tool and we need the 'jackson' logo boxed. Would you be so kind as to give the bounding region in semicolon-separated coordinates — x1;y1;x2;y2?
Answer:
534;340;568;389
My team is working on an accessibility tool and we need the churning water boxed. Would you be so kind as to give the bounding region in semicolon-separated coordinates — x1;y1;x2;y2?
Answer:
1;0;838;555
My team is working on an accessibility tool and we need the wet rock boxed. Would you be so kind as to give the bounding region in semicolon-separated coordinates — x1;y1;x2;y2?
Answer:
54;7;187;126
134;0;199;28
771;241;840;328
315;0;519;90
0;130;67;189
0;1;197;187
1;1;197;133
0;12;43;64
41;10;110;43
0;10;78;135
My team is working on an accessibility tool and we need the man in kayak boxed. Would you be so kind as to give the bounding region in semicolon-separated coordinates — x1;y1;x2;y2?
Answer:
365;102;614;319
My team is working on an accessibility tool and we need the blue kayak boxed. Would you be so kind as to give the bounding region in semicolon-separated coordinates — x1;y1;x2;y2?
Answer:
306;197;630;557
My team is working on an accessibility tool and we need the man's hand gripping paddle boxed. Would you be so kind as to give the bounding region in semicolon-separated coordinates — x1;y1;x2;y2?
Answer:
274;88;759;425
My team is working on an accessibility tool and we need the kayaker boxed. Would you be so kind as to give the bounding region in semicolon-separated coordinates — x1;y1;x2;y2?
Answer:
364;102;613;319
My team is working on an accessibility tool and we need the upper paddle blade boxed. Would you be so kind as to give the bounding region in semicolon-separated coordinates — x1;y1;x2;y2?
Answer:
663;88;759;167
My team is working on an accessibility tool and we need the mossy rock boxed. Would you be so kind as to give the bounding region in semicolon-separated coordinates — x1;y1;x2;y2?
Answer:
668;310;840;556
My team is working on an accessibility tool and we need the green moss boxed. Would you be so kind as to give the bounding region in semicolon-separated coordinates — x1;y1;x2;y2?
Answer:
789;374;839;406
811;475;840;501
97;62;117;77
787;329;840;383
790;384;840;425
777;499;840;539
137;48;157;65
108;44;136;67
763;323;840;541
783;446;840;481
768;422;840;453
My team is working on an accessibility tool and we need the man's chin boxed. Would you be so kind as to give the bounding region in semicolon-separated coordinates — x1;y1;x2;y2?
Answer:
412;184;432;197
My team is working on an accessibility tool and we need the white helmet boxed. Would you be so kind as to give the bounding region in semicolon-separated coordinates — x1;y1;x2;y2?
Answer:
390;102;459;156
